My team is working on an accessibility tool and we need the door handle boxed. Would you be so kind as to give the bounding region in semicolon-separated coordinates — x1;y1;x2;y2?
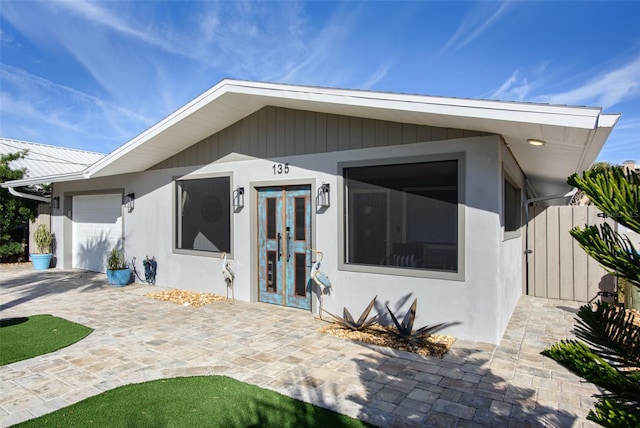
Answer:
277;233;282;261
286;227;291;262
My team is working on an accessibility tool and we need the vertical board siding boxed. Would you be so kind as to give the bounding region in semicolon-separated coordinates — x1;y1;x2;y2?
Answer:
527;205;616;302
150;106;487;170
29;203;51;256
558;210;575;300
546;207;560;299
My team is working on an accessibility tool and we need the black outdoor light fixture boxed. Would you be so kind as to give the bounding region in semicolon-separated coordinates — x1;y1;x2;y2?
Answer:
316;183;330;208
233;186;245;210
125;193;135;211
51;196;60;209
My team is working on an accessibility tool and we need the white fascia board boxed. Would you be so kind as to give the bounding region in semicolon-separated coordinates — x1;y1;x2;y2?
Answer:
226;80;604;128
597;113;621;128
1;171;87;188
576;119;620;173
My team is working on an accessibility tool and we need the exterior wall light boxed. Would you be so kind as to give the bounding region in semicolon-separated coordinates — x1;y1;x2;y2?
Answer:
527;139;546;146
125;193;135;211
51;196;60;210
316;183;330;208
233;186;245;210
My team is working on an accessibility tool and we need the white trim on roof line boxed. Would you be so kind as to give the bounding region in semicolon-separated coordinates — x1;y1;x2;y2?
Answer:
8;186;51;203
227;79;605;117
1;171;87;188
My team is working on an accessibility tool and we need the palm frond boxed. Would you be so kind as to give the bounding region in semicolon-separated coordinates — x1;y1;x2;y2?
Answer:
589;397;640;428
571;224;640;288
573;302;640;368
568;167;640;232
541;340;640;404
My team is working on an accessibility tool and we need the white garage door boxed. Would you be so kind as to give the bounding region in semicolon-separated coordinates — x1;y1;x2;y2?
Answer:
72;194;123;272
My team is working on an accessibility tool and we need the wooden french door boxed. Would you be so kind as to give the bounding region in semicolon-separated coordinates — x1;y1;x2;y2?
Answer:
258;186;312;310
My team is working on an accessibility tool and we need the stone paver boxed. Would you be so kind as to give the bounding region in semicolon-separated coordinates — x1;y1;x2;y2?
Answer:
1;265;599;427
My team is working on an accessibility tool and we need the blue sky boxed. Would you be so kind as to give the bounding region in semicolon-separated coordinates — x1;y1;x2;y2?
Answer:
1;1;638;164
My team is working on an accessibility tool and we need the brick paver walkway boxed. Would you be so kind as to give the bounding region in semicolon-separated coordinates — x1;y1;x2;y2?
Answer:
0;266;599;427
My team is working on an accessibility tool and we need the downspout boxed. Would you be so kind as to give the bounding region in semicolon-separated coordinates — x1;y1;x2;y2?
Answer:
524;187;578;295
8;186;51;203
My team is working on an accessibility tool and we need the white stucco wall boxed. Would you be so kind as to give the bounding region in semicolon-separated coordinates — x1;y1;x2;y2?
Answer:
52;134;521;344
496;143;526;338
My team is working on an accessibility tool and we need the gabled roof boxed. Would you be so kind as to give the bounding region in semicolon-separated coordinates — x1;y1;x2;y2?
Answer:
0;138;105;180
2;79;620;196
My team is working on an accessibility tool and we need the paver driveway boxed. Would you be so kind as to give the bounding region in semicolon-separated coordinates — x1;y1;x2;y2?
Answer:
1;265;599;427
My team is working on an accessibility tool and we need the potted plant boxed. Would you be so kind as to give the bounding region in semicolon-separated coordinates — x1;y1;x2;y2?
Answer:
31;224;53;270
106;248;131;287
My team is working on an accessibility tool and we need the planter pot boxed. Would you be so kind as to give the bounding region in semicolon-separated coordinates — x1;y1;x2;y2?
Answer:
31;254;52;270
106;268;131;287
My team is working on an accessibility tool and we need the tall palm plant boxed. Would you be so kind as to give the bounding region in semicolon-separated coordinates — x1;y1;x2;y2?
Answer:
542;165;640;427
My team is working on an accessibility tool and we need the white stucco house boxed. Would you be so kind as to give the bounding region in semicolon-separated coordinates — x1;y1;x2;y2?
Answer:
2;80;620;344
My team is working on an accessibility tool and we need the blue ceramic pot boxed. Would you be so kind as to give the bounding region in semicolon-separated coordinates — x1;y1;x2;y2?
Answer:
31;254;52;270
106;268;131;287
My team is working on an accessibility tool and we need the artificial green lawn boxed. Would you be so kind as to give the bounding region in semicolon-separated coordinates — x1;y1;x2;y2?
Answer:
12;375;370;427
0;314;93;365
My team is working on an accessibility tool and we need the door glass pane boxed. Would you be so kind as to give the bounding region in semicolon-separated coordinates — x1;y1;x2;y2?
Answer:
294;197;305;241
267;198;276;239
267;250;277;292
295;253;306;297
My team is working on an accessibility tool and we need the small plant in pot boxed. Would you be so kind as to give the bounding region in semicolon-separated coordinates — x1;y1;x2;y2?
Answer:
106;248;131;287
31;224;53;270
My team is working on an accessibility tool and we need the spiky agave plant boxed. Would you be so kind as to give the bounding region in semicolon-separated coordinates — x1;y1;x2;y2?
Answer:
385;298;447;347
323;296;381;331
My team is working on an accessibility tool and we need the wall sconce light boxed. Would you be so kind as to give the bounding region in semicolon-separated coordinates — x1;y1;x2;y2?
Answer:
125;193;135;211
51;196;60;210
233;186;245;210
316;183;330;208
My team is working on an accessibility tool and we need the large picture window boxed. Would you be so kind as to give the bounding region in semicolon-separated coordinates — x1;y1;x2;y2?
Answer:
176;176;230;254
344;160;459;273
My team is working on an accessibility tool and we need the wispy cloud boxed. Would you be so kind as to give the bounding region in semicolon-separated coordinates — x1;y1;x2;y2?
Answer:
360;63;392;90
52;1;199;61
438;1;513;57
490;70;531;100
535;56;640;108
0;65;153;150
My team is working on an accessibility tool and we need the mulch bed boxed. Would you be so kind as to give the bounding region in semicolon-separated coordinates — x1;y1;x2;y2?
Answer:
318;323;455;357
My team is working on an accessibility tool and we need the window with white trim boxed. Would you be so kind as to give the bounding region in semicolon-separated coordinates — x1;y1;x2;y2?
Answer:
344;160;459;272
175;176;230;253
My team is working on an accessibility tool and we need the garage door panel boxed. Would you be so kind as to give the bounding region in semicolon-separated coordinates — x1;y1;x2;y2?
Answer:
73;194;122;272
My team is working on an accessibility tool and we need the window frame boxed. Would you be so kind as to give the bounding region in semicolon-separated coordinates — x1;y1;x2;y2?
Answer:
172;172;234;258
338;153;465;281
503;171;522;240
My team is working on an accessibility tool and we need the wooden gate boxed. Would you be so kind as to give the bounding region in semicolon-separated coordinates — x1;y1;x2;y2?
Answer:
526;205;617;302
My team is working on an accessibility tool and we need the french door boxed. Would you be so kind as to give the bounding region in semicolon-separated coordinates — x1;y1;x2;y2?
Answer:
258;186;312;310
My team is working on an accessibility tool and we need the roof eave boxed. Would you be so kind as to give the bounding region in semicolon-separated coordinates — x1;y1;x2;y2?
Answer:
1;171;88;188
84;79;608;179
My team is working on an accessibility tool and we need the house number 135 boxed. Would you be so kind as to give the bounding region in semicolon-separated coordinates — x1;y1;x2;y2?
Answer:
272;163;290;174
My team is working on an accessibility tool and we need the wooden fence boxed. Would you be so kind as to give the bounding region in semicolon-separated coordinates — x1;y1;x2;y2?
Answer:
29;203;51;256
526;205;616;302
